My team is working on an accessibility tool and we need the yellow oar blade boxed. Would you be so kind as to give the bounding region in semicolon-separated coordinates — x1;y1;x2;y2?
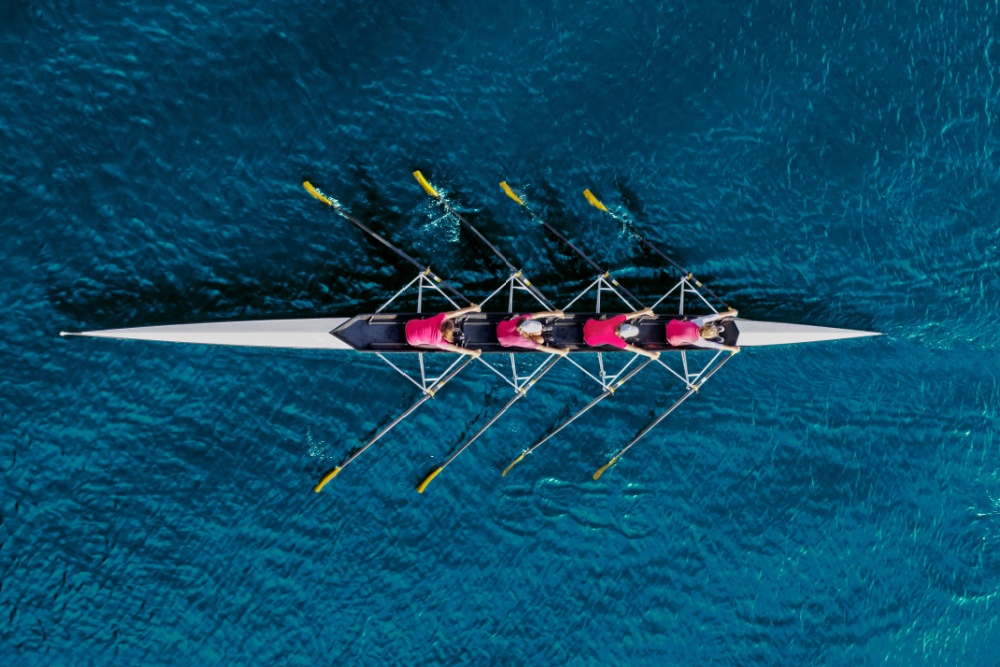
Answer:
413;171;440;198
314;466;342;492
416;466;443;493
499;181;525;206
592;456;619;481
583;189;609;212
501;451;528;477
303;181;334;206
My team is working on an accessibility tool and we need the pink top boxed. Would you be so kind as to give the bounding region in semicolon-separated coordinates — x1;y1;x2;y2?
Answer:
583;314;628;349
405;312;449;349
496;315;539;349
667;319;700;346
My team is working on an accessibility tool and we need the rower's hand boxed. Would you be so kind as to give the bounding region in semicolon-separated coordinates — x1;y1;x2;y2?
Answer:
558;348;570;358
730;346;740;355
471;304;482;313
642;308;655;316
727;308;739;317
555;311;566;319
648;350;661;360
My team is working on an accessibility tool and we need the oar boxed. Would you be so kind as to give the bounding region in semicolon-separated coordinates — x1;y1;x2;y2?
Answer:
314;355;475;492
416;353;563;493
412;171;556;310
592;351;736;480
303;181;471;306
582;188;729;309
499;181;644;308
501;357;655;477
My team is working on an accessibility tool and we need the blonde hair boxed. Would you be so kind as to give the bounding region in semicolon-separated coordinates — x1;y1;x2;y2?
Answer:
440;319;455;343
699;323;719;340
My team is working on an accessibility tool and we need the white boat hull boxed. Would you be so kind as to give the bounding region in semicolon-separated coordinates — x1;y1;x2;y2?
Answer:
61;318;354;350
733;319;881;346
62;316;880;350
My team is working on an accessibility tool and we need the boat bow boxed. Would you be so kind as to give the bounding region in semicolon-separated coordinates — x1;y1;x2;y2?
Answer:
733;319;881;346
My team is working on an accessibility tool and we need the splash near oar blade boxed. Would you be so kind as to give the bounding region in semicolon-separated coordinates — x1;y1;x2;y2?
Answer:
416;466;443;493
583;189;609;212
499;181;524;205
303;181;334;206
413;171;440;198
314;466;342;492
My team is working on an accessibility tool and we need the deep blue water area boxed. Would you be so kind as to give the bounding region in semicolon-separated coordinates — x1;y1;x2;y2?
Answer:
3;1;1000;665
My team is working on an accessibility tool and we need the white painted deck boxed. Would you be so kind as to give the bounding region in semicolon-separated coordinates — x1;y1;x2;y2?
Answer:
61;318;353;350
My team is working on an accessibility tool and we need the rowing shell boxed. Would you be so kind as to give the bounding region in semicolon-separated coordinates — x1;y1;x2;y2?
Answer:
61;174;882;492
61;313;879;349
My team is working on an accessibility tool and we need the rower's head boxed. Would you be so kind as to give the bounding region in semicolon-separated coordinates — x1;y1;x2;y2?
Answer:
518;319;543;337
618;323;640;340
441;319;456;343
699;323;720;339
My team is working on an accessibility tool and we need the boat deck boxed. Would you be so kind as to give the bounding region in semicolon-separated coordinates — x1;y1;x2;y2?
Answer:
331;313;739;353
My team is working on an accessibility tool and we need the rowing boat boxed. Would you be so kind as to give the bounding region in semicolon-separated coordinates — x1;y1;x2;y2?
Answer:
61;173;880;492
62;313;877;350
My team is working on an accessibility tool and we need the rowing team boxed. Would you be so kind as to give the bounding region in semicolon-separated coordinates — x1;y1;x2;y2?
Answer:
405;306;741;358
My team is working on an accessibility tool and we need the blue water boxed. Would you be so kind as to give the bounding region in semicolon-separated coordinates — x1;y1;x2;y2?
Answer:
3;1;999;664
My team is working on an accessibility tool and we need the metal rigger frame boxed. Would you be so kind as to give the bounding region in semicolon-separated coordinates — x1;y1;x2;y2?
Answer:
303;175;738;493
500;186;736;480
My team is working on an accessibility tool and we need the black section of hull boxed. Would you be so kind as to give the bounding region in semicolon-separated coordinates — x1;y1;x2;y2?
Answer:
331;313;738;353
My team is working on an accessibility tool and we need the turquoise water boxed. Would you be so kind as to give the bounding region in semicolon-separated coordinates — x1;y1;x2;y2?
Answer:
3;1;999;664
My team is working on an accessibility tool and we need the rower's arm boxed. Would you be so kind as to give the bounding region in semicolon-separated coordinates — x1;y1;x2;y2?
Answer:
624;343;660;360
530;311;565;319
444;305;481;320
692;308;738;326
691;338;739;353
624;308;655;321
438;342;482;356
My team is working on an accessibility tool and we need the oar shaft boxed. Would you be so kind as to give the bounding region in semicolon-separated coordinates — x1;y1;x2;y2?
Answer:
529;390;611;452
501;182;643;308
350;393;432;459
527;357;654;454
453;208;554;309
444;393;524;467
339;356;474;470
636;237;729;308
580;186;728;309
419;355;564;493
304;181;471;306
443;355;562;468
617;352;735;457
414;172;555;310
620;388;696;453
535;216;644;307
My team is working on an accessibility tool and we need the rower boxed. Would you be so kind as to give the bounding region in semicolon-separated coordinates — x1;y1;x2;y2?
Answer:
405;305;482;356
496;311;570;357
583;308;660;360
666;308;740;352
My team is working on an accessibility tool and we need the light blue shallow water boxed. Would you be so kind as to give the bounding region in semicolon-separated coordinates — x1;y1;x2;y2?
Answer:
2;1;999;665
